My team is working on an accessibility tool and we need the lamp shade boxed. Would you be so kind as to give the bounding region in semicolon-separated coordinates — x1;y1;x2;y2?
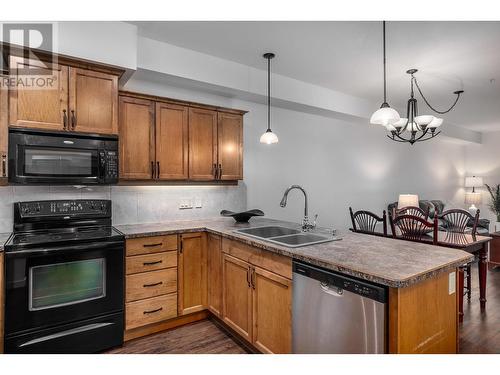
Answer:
465;192;482;205
398;194;419;208
465;176;483;188
260;129;279;144
370;106;400;126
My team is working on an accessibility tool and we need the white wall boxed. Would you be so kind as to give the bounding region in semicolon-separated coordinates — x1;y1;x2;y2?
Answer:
465;131;500;226
124;76;467;231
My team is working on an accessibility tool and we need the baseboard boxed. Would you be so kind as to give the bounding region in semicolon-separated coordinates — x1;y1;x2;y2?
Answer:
124;310;208;342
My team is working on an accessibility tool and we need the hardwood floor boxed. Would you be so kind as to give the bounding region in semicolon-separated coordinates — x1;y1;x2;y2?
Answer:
107;264;499;354
107;319;248;354
459;263;500;354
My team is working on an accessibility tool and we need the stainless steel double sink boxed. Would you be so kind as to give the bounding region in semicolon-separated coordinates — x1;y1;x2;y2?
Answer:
234;225;339;248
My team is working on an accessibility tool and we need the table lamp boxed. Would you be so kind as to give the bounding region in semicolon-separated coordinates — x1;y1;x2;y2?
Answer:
397;194;419;208
465;192;482;212
465;176;483;193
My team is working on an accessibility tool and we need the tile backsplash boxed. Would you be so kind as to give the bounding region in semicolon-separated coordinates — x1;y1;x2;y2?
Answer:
0;183;247;233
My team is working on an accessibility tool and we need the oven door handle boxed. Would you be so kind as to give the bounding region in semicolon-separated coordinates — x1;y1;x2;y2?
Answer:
6;240;124;257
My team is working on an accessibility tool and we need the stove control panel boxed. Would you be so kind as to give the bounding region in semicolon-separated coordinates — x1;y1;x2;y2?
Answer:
17;200;111;217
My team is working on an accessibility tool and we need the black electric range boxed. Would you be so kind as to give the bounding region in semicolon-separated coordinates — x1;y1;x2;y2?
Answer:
3;199;125;354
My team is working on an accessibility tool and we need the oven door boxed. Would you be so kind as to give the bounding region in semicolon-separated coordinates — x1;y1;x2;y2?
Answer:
4;240;124;336
8;129;105;184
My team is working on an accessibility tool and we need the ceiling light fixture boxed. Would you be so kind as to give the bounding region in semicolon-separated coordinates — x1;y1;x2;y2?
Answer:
260;52;279;144
386;68;463;144
370;21;400;127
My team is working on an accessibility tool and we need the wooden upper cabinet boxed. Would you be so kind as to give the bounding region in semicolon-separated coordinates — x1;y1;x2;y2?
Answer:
218;112;243;180
69;67;118;134
119;96;155;180
252;266;292;354
178;233;207;316
207;234;222;317
188;107;218;180
9;56;69;130
222;254;252;342
156;102;189;180
0;75;8;184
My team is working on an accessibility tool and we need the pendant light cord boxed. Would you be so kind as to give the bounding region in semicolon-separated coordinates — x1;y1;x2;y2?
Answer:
383;20;387;104
267;56;271;131
412;76;463;114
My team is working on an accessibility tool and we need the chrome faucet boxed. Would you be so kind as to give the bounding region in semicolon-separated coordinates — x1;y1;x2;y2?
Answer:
280;185;317;232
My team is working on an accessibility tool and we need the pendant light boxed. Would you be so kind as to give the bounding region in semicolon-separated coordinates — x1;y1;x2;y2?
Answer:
370;21;401;126
260;52;279;144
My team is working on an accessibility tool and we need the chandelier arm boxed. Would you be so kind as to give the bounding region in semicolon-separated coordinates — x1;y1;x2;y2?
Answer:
412;128;430;142
387;130;441;143
413;77;462;114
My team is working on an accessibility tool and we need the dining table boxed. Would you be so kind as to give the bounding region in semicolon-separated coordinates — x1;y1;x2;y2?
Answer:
405;230;491;322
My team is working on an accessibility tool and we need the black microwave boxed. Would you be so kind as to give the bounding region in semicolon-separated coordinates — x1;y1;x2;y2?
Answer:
8;128;119;185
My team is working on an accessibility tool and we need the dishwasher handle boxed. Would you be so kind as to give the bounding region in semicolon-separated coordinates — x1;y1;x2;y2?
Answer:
320;282;344;297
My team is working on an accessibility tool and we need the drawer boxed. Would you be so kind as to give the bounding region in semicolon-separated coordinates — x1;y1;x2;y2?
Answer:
126;268;177;302
222;238;292;279
126;251;177;275
126;235;177;256
126;293;177;330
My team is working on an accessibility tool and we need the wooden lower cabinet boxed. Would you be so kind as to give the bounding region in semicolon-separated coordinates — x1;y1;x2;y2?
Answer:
222;254;253;342
252;266;292;354
126;293;178;331
178;233;207;315
221;247;292;353
126;268;177;302
388;270;458;354
207;233;223;317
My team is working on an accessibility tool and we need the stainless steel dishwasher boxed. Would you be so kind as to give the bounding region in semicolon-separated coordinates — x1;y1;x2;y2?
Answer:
292;261;387;354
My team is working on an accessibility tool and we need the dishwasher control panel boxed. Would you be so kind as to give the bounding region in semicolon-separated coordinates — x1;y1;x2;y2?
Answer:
293;261;387;303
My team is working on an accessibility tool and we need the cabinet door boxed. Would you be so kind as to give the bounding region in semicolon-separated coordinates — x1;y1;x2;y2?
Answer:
0;76;8;185
156;102;189;179
252;266;292;354
9;56;68;131
207;234;222;317
69;67;118;134
119;96;155;180
188;108;217;180
178;233;207;315
222;254;252;342
217;112;243;180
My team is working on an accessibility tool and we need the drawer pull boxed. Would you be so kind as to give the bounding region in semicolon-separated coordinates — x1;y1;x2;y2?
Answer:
143;281;163;288
143;307;163;315
143;260;163;266
143;242;163;248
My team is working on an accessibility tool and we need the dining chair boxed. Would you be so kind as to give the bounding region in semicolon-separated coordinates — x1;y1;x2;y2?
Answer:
438;208;480;301
390;214;438;244
349;207;387;236
393;205;429;220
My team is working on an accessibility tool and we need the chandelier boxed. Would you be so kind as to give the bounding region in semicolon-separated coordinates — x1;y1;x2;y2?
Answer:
370;21;464;145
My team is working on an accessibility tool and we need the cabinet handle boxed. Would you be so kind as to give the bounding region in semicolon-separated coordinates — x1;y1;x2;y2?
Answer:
247;266;251;288
62;110;68;130
179;239;183;254
143;281;163;288
151;161;155;179
157;161;160;179
1;153;6;177
212;163;217;179
143;307;163;315
143;242;163;248
143;260;162;266
217;164;222;179
70;110;76;129
251;267;256;289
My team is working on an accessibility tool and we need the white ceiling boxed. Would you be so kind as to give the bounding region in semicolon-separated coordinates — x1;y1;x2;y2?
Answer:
131;21;500;132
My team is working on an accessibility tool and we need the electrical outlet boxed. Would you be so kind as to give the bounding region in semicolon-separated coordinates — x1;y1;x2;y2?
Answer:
194;198;202;208
179;199;193;210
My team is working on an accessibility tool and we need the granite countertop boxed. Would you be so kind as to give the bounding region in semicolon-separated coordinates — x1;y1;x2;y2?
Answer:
0;232;12;252
116;217;476;288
